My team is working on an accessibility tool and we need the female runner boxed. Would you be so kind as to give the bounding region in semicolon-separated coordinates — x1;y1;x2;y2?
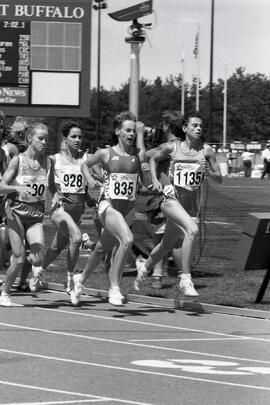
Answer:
71;111;151;306
0;123;51;306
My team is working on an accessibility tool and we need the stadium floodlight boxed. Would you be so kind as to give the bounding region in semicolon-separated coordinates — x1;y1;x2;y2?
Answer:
108;0;152;22
108;1;153;118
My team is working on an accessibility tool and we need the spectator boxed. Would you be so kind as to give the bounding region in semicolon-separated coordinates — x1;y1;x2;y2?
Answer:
241;149;253;177
261;144;270;179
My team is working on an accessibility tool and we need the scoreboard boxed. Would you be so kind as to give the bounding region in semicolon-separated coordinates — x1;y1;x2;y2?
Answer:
0;0;91;117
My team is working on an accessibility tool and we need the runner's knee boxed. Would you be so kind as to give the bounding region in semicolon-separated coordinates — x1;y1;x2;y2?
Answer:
186;222;199;240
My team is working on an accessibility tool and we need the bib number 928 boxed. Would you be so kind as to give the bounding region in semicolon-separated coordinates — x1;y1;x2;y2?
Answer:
63;174;83;188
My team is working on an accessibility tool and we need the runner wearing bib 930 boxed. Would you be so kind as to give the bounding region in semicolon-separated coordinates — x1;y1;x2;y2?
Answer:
134;111;222;292
29;121;91;294
0;123;51;306
71;111;152;306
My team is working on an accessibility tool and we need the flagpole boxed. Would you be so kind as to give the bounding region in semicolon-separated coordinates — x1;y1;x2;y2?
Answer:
195;23;200;111
181;41;185;115
223;63;228;149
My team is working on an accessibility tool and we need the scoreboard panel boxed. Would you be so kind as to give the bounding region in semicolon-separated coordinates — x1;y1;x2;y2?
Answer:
0;0;91;117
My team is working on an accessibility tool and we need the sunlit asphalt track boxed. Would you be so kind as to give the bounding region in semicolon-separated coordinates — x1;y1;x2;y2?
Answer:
0;289;269;405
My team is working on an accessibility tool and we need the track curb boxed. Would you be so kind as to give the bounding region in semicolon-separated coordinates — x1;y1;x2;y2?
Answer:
45;281;270;320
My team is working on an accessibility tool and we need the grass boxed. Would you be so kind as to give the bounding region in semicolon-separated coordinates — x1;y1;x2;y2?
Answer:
1;177;270;311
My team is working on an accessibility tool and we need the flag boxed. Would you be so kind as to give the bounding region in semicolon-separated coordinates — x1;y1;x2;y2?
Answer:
193;31;199;59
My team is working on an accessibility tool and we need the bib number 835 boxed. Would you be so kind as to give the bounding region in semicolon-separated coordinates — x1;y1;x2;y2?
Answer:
114;181;134;196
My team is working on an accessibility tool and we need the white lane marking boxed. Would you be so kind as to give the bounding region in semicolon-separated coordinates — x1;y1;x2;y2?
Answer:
0;350;269;392
0;321;269;366
220;186;266;189
38;306;270;344
203;220;236;225
130;338;247;342
132;359;270;376
2;400;104;405
0;380;153;405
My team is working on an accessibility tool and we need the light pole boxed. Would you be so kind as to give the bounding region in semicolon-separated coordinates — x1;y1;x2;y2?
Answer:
209;0;215;141
93;0;107;144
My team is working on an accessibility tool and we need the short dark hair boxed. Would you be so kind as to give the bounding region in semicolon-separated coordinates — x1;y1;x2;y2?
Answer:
61;121;81;138
182;111;202;127
162;110;183;139
113;111;136;131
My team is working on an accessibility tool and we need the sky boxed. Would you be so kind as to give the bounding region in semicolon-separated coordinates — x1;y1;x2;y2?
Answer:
90;0;270;90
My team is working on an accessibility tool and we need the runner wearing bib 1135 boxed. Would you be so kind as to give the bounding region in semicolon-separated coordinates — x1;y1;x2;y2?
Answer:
134;111;223;294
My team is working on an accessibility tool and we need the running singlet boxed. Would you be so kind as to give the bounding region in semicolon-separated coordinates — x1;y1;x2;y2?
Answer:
54;152;86;194
100;147;140;216
168;141;206;216
53;152;87;215
13;154;50;203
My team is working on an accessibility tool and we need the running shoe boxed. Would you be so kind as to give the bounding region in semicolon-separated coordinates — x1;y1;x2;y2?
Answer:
179;275;199;297
151;276;162;289
29;266;44;293
0;293;13;307
64;273;74;295
134;256;148;291
108;287;124;306
16;283;30;292
70;273;83;306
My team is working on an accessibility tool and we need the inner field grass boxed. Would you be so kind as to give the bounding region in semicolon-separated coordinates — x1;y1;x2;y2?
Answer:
2;177;270;310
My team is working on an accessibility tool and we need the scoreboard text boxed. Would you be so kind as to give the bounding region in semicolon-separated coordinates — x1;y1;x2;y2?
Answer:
0;1;91;117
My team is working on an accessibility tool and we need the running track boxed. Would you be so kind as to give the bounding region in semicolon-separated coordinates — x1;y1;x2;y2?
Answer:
0;289;269;405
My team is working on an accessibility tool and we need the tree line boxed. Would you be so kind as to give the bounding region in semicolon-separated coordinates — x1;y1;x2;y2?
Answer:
40;67;270;154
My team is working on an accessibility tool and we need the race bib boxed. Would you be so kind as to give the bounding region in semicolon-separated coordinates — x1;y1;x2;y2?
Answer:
19;175;47;202
59;167;85;194
173;162;204;191
108;173;137;200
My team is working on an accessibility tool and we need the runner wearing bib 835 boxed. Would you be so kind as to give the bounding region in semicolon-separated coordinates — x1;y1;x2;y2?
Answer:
134;111;223;293
71;111;152;307
29;121;92;295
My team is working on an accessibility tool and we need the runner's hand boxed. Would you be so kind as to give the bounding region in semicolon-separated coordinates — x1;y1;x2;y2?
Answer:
201;158;210;174
16;185;31;200
151;179;163;194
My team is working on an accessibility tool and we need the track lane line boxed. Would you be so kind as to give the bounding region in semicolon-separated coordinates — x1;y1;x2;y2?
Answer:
37;306;270;344
0;380;154;405
0;350;269;392
0;321;269;365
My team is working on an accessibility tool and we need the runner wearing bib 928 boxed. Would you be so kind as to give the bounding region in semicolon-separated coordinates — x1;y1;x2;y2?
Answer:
71;111;152;307
30;121;92;295
134;111;223;292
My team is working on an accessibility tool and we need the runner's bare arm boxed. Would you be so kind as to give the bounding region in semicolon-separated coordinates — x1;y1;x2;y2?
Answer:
204;145;223;184
0;156;28;195
149;143;174;192
81;148;108;188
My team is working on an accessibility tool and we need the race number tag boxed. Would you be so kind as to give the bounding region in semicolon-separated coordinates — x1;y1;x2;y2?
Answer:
19;175;47;202
108;173;138;200
60;167;85;194
173;162;204;191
